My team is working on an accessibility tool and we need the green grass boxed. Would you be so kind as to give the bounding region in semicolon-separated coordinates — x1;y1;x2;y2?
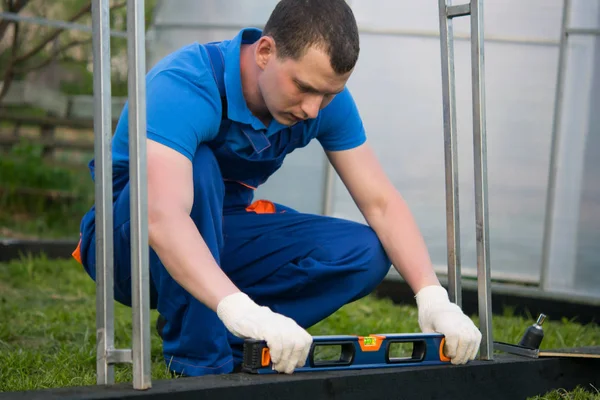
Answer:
0;141;94;239
529;387;600;400
0;255;173;391
0;255;598;398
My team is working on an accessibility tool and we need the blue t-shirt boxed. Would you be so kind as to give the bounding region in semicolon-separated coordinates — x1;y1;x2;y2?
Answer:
111;28;366;178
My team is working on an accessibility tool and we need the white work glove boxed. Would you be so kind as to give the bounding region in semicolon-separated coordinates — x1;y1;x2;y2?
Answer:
415;285;482;365
216;292;313;374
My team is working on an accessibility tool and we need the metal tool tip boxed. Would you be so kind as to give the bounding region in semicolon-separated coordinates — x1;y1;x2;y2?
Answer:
536;313;547;326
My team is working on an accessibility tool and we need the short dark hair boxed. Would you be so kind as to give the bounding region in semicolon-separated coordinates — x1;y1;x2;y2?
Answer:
262;0;360;74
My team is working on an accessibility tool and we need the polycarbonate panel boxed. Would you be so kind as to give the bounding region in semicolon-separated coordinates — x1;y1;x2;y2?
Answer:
350;0;563;43
544;2;600;298
330;33;557;283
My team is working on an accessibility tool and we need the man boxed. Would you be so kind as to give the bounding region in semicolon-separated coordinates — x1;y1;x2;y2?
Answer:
73;0;482;377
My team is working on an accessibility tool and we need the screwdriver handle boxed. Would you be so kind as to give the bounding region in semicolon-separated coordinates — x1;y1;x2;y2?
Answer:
518;313;546;350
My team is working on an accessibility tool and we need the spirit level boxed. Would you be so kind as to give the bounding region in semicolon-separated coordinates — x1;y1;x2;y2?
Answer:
242;333;451;374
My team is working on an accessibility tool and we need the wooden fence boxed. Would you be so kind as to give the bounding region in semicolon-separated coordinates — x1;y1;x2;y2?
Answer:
0;81;124;157
0;111;116;156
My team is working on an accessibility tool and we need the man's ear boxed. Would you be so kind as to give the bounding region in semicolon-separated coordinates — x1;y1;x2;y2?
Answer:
255;36;276;70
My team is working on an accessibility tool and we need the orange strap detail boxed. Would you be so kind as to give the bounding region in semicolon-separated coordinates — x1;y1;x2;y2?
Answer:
72;237;82;264
245;199;276;214
224;179;257;190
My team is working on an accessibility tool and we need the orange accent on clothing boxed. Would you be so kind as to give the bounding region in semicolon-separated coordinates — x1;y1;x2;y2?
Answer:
72;237;82;264
245;199;276;214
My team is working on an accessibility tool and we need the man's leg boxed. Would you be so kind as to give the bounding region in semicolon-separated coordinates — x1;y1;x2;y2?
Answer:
110;145;234;377
220;202;392;365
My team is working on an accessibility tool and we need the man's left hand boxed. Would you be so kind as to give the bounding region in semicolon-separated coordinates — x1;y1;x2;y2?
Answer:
415;285;482;365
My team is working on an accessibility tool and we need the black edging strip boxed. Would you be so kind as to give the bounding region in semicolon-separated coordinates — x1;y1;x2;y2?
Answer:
0;355;598;400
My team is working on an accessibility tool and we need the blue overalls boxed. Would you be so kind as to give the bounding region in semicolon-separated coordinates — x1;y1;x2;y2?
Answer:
75;42;392;377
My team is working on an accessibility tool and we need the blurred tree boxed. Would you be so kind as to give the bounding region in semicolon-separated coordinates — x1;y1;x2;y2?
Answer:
0;0;156;106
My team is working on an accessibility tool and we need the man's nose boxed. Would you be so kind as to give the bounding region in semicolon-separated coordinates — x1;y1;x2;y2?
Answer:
301;95;323;119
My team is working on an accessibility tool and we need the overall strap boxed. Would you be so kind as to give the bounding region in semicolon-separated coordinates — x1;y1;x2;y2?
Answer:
204;43;228;120
203;42;271;153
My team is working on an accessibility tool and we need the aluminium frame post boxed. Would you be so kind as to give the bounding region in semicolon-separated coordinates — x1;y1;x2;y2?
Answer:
91;0;116;385
437;0;494;361
127;0;152;390
469;0;493;361
437;0;462;308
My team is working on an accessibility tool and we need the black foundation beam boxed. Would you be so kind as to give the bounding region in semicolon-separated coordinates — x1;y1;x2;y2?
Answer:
0;239;78;263
1;354;599;400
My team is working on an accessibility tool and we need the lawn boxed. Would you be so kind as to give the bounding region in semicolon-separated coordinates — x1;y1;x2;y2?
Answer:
0;254;598;398
0;140;94;240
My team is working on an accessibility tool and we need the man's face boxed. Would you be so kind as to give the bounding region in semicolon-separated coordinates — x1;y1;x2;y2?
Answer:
256;39;352;126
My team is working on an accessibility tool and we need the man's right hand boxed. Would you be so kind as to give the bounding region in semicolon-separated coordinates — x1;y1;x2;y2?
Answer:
216;292;313;374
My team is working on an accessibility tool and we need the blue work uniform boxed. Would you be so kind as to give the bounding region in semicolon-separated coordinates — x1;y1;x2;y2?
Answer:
74;28;392;377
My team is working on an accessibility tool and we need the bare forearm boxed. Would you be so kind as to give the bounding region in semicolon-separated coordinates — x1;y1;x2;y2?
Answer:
365;192;440;294
148;211;239;311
